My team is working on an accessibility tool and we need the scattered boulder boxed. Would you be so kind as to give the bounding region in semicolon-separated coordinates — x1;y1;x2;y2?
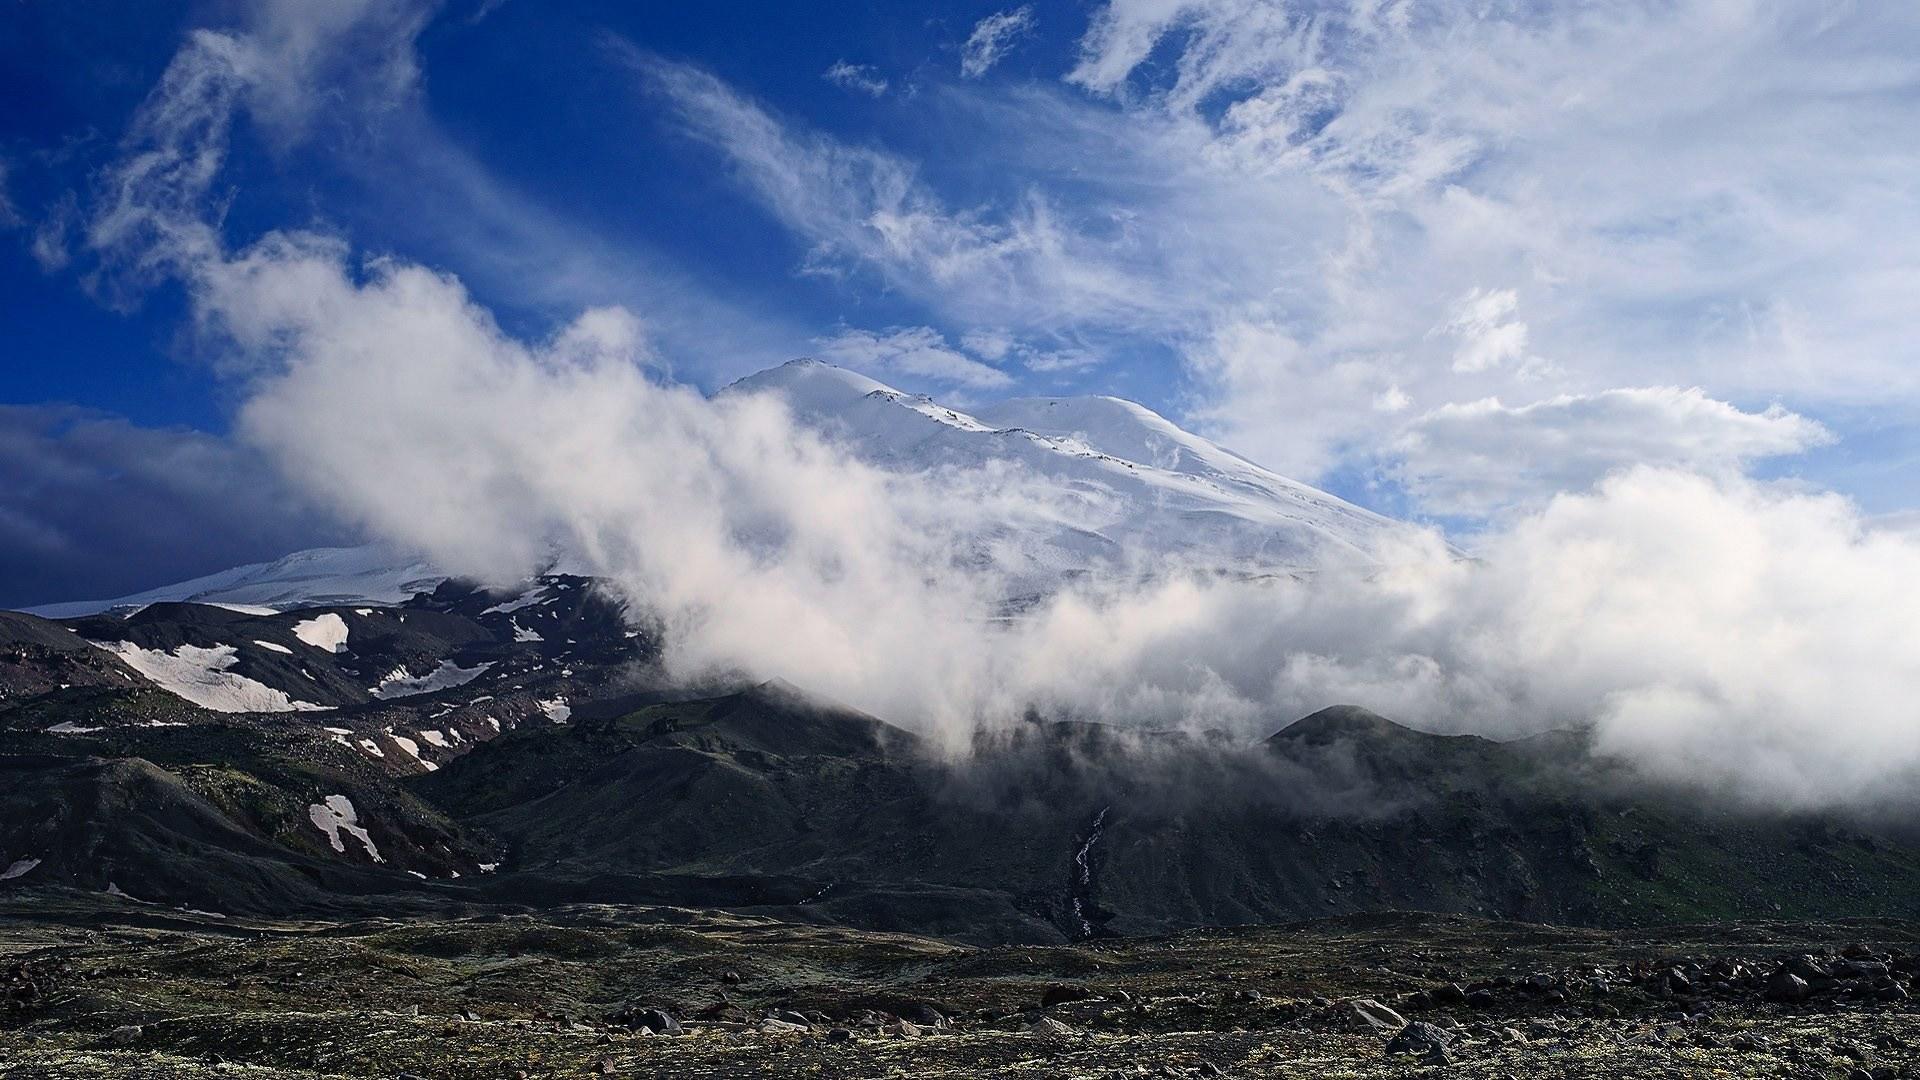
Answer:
1385;1021;1454;1057
1764;970;1811;1004
607;1005;681;1035
1347;998;1407;1033
898;1001;949;1029
106;1024;142;1046
1026;1016;1075;1036
1041;984;1093;1008
883;1019;922;1038
1784;956;1831;982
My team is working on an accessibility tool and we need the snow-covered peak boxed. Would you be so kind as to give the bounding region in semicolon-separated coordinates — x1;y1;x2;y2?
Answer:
27;363;1419;619
28;546;445;619
726;361;1413;574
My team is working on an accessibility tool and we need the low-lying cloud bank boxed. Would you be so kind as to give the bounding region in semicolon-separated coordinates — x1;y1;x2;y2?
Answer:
196;230;1920;811
80;2;1920;814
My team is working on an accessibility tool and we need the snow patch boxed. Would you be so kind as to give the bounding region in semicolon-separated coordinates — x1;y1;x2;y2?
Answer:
45;721;103;734
538;698;571;723
253;640;294;654
387;733;438;771
0;858;40;881
307;795;382;862
420;729;449;748
482;586;546;615
511;619;543;642
356;738;385;758
292;613;350;653
371;660;492;700
94;641;326;713
209;603;279;616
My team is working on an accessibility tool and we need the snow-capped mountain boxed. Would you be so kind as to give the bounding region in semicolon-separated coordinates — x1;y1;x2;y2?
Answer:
27;546;445;619
28;362;1415;617
724;359;1411;576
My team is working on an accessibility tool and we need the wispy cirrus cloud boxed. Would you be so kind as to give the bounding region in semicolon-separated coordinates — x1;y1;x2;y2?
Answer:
625;47;1176;335
822;60;888;98
962;6;1036;79
813;325;1011;389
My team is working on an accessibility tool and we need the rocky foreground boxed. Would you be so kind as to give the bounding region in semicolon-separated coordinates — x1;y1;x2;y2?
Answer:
0;900;1915;1079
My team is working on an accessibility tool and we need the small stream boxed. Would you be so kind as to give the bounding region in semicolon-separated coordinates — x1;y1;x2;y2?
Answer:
1068;804;1111;939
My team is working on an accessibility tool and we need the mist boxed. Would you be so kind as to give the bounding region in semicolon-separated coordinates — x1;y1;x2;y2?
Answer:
187;230;1920;812
81;6;1920;814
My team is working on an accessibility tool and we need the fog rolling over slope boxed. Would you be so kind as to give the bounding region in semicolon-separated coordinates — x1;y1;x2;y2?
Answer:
38;360;1415;620
722;359;1408;581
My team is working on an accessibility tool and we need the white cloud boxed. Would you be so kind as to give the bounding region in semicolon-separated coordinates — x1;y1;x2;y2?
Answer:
1392;387;1832;517
812;325;1011;388
962;7;1037;79
1435;287;1530;375
67;0;1920;815
960;328;1014;361
29;192;77;271
823;61;888;98
0;160;21;229
1052;0;1920;508
628;49;1169;336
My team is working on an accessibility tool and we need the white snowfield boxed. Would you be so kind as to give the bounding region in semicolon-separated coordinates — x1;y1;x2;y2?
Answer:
93;641;326;713
291;613;350;653
370;660;493;700
724;360;1412;579
29;361;1418;619
307;795;382;863
27;546;444;619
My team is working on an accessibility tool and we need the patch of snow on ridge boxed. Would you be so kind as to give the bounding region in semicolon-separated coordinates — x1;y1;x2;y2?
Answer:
94;641;326;713
292;613;349;653
483;586;546;615
538;698;571;723
46;721;103;734
511;620;543;642
371;661;492;700
307;795;382;862
1;858;41;881
254;640;294;654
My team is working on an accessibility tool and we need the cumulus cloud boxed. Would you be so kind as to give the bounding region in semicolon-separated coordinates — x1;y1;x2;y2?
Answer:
1392;387;1834;516
822;61;889;98
812;325;1011;388
68;0;1920;816
1061;0;1920;495
962;7;1037;78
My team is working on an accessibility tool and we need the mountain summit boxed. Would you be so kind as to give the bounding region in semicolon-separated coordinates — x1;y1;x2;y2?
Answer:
727;359;1413;578
36;362;1416;616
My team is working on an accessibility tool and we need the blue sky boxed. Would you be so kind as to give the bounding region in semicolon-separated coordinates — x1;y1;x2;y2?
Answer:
3;0;1919;605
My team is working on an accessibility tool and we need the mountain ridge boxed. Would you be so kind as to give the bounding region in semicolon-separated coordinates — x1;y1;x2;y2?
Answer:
31;361;1416;618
